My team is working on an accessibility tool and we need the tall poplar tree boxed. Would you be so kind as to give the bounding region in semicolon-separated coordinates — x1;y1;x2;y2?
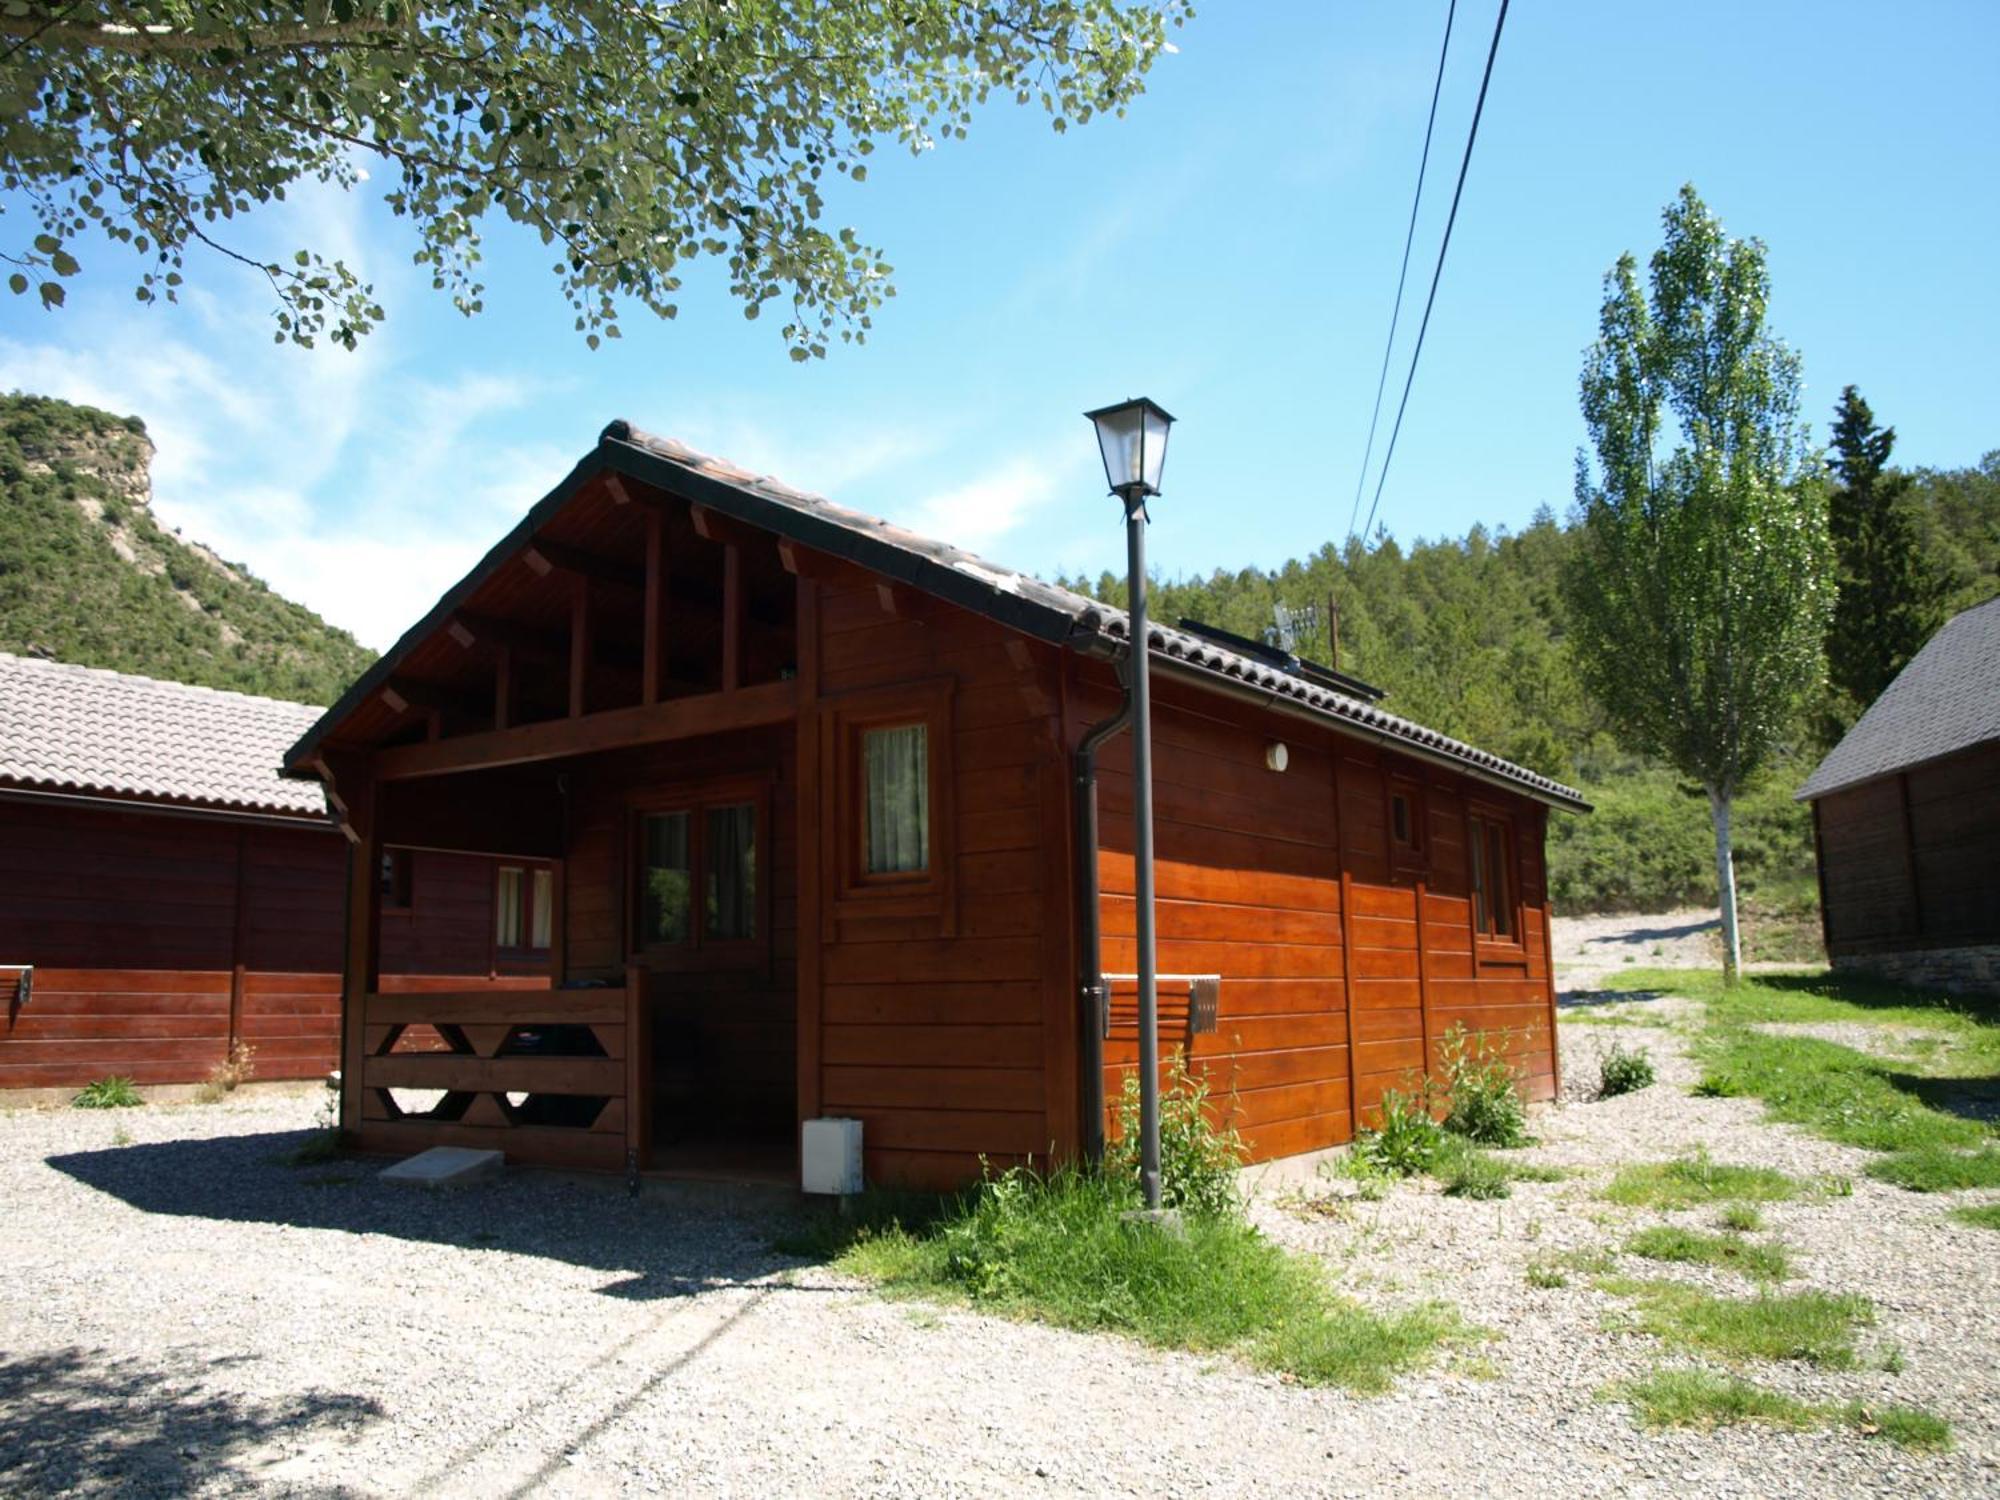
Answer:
1563;186;1833;981
1824;386;1949;730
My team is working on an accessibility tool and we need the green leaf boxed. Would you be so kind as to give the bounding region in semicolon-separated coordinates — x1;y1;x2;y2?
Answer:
38;281;64;308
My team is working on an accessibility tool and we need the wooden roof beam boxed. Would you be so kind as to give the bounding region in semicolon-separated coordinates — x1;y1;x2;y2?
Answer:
690;502;768;551
522;538;644;591
372;678;798;781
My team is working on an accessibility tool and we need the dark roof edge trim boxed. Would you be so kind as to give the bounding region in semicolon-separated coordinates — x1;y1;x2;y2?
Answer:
1794;739;1991;803
0;781;338;831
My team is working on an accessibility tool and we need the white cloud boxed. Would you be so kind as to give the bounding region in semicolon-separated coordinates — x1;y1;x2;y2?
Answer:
906;454;1062;556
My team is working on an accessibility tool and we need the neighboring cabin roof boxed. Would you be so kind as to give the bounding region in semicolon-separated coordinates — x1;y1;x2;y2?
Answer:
284;420;1589;812
0;652;330;819
1799;595;2000;802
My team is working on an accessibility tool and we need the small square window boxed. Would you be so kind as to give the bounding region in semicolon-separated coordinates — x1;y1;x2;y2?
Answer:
863;723;929;876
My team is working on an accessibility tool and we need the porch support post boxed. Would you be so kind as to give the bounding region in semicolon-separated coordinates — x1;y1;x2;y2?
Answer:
339;774;380;1136
625;962;650;1182
642;507;666;706
721;543;743;692
494;645;514;731
569;575;592;718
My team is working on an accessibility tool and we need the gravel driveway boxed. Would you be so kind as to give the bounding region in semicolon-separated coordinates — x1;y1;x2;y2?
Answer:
3;926;1996;1497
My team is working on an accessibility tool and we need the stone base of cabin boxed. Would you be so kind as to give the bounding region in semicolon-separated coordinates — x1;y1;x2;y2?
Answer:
1832;944;2000;998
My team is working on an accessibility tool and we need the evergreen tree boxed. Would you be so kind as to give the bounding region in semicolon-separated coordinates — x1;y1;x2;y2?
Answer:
1824;386;1949;728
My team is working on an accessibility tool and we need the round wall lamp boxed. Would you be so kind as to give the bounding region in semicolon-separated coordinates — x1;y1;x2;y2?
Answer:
1265;741;1290;773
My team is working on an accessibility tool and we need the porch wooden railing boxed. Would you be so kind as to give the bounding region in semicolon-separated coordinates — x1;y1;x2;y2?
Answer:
355;967;649;1175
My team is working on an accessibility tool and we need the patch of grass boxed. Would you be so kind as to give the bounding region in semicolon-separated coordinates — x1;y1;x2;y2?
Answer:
1599;1043;1656;1097
1949;1202;2000;1231
1853;1402;1953;1451
1718;1204;1763;1233
813;1164;1460;1393
1611;1367;1818;1430
1505;1160;1568;1183
1693;1030;1993;1159
72;1076;142;1109
1602;1154;1804;1210
1610;1368;1951;1450
1603;1278;1874;1368
1439;1149;1511;1200
1624;1225;1790;1281
193;1041;257;1104
1865;1146;2000;1193
1525;1259;1569;1289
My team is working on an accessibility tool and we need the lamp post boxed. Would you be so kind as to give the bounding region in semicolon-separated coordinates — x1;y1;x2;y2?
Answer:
1085;397;1173;1213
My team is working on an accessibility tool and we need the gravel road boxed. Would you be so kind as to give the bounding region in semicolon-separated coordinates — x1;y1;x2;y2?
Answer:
2;918;1995;1497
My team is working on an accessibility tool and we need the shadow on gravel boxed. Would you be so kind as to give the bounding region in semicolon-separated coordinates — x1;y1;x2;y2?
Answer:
1557;988;1672;1011
1578;916;1720;946
48;1129;822;1301
0;1346;380;1495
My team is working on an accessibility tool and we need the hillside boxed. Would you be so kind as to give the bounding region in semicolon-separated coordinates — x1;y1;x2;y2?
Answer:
0;393;374;705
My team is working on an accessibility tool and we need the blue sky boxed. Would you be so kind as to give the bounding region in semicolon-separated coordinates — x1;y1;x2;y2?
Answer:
3;2;1996;649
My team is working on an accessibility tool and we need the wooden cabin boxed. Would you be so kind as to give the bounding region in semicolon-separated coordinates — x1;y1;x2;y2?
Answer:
1800;596;2000;996
0;654;550;1092
280;421;1589;1188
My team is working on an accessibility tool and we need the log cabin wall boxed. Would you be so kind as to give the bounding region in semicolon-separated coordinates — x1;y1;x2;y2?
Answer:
796;565;1076;1190
0;797;548;1091
1084;664;1559;1164
1816;739;2000;959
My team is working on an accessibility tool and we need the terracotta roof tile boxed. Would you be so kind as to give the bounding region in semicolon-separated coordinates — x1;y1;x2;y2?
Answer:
0;653;329;818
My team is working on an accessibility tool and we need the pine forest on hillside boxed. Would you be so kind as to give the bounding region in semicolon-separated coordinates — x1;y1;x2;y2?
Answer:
0;392;375;706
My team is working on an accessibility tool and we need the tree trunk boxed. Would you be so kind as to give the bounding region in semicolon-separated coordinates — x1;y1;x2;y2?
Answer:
1708;785;1742;985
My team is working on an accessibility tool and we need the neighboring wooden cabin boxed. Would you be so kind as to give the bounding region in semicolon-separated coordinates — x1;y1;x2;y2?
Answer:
281;421;1589;1188
0;654;550;1091
1800;596;2000;996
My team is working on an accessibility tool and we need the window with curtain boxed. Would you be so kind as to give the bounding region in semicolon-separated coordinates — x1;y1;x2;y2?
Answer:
496;866;523;947
530;868;554;950
1469;813;1514;939
640;811;692;945
863;723;929;875
704;803;757;941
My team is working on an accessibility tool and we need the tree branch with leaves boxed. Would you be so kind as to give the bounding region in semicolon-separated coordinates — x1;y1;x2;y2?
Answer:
1;1;1187;352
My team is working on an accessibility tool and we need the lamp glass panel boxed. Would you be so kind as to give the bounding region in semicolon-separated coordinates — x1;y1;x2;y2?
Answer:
1093;405;1147;492
1141;404;1171;492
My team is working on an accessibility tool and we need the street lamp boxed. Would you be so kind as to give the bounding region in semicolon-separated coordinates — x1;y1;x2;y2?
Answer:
1085;396;1174;1213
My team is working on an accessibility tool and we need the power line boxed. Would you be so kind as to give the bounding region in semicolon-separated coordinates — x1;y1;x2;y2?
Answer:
1356;0;1510;550
1342;0;1458;553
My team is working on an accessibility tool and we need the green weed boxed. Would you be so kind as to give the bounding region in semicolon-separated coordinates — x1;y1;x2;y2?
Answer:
1948;1202;2000;1231
1599;1043;1656;1097
1719;1204;1763;1233
72;1076;141;1109
1437;1024;1530;1147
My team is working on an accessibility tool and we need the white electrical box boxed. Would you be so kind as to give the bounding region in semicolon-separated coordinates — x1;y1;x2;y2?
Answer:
801;1117;865;1195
